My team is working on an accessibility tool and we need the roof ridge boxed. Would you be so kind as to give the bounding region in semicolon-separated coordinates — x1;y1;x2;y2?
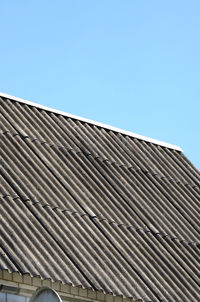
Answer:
0;92;183;151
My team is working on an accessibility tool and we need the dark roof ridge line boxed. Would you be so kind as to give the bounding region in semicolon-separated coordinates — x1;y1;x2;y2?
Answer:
2;131;196;190
127;167;199;190
1;129;75;152
3;194;198;247
20;200;98;291
0;92;183;151
56;206;200;246
108;220;200;247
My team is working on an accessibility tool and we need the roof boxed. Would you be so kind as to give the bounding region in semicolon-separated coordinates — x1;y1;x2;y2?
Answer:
0;92;182;151
0;93;200;302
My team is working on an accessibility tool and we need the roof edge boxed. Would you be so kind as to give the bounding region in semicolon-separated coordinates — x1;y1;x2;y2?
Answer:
0;270;143;301
0;92;183;152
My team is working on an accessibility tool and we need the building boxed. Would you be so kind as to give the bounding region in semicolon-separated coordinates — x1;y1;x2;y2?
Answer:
0;93;199;302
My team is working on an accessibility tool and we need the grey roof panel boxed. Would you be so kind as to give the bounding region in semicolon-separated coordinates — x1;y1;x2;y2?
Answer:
0;95;200;302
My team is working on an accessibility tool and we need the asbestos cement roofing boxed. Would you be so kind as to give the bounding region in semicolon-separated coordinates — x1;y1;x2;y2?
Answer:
0;94;200;302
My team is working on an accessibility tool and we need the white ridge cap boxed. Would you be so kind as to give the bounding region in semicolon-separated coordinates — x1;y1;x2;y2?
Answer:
0;92;183;152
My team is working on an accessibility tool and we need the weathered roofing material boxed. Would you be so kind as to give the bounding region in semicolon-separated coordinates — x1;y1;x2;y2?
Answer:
0;92;182;151
0;94;200;302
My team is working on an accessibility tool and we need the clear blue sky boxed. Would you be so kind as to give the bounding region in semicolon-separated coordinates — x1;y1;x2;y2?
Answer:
0;1;199;169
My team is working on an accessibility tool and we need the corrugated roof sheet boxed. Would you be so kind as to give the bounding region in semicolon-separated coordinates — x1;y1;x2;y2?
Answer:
0;95;200;302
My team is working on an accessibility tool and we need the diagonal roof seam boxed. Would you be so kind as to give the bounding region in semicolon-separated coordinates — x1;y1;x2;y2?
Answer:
1;131;199;242
1;94;200;301
34;198;200;246
21;200;98;291
1;132;199;243
1;101;198;187
0;92;183;151
1;193;199;248
1;129;197;190
79;212;199;301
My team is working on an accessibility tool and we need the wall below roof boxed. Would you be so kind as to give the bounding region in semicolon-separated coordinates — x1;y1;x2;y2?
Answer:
0;272;142;302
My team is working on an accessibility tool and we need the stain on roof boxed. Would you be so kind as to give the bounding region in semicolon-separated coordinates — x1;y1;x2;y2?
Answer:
0;94;200;302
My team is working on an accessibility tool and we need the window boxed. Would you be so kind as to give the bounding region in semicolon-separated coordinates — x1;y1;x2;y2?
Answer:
0;293;30;302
